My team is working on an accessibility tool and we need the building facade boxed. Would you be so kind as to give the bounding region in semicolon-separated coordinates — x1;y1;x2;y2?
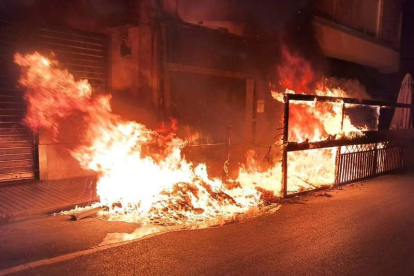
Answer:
0;0;406;182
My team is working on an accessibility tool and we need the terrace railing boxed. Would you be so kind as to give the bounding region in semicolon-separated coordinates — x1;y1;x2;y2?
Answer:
282;93;414;198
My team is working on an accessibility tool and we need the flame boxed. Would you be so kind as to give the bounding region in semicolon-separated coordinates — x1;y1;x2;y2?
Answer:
263;46;369;194
15;52;280;225
15;49;375;226
287;148;337;189
270;47;372;193
277;45;315;94
272;47;367;143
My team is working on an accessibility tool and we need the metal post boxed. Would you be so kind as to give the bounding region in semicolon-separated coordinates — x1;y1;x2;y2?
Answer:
334;147;341;186
33;133;40;180
399;146;404;169
282;94;290;198
222;125;231;182
372;143;378;175
340;102;345;130
227;125;231;147
227;124;231;163
335;102;346;185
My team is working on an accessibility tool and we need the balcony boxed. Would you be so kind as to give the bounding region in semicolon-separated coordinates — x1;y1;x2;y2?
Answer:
314;0;402;73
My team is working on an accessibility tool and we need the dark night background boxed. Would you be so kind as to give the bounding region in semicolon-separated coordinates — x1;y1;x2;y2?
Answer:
402;0;414;76
1;0;414;100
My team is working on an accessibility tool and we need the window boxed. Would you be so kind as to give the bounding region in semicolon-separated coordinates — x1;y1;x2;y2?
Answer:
358;0;380;35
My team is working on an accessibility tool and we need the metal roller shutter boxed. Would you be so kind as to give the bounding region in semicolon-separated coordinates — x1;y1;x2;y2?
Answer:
0;21;108;184
0;22;36;183
36;27;109;88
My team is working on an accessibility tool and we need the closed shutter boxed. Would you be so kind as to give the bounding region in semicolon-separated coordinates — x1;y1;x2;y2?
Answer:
0;22;36;182
0;21;108;183
35;27;109;89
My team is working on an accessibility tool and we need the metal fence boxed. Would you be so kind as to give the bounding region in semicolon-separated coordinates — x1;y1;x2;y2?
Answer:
282;93;414;198
335;144;377;184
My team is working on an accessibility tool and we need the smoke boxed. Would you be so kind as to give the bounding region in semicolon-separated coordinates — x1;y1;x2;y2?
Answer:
325;77;370;100
0;0;138;31
164;0;311;39
274;45;370;100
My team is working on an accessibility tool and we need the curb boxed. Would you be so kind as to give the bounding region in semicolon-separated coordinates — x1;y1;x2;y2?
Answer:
0;198;98;225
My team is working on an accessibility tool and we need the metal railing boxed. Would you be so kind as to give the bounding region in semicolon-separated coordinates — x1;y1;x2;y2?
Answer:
282;93;414;198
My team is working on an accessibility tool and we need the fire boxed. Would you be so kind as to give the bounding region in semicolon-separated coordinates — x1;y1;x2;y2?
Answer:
272;47;368;143
15;48;372;225
15;52;279;224
271;47;370;192
287;148;337;189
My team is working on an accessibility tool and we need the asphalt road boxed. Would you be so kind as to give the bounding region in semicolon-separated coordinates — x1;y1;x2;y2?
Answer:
1;173;414;276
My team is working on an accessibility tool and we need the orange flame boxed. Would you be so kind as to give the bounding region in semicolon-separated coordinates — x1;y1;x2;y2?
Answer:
15;49;375;224
273;47;366;143
277;45;316;94
15;52;280;224
271;47;370;192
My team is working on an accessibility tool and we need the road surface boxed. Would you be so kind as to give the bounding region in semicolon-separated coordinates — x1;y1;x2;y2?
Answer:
0;173;414;276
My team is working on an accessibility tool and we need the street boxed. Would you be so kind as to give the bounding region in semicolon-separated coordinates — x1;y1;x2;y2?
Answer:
1;0;414;275
0;173;413;276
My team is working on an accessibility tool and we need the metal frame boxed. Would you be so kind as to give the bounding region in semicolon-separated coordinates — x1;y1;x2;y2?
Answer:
282;93;414;198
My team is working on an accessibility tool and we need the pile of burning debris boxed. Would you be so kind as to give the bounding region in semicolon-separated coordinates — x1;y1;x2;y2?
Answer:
15;49;369;227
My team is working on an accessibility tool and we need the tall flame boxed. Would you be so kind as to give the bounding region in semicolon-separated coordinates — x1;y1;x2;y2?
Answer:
15;48;373;225
273;47;367;143
270;47;369;190
15;52;279;224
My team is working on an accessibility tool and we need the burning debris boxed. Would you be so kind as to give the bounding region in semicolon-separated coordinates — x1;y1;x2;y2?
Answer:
14;48;373;228
15;52;281;225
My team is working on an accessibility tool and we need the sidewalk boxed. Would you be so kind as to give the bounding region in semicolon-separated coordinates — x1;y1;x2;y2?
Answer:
0;177;98;222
